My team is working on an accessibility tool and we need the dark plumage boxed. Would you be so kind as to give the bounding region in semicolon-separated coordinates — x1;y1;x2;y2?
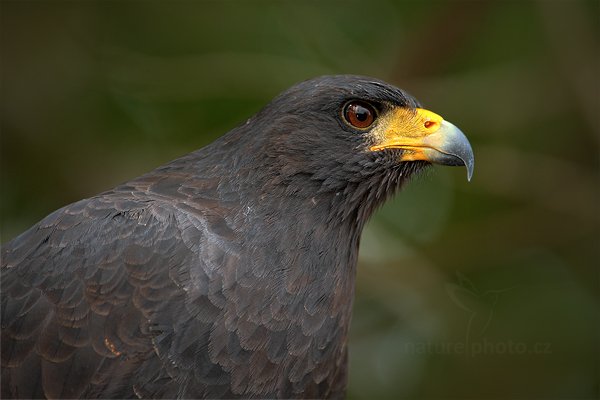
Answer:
1;75;473;399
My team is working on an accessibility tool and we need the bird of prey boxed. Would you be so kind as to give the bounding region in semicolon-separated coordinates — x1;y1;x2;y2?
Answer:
1;75;474;399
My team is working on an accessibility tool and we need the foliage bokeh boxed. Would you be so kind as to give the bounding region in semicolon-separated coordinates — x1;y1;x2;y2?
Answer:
1;1;598;398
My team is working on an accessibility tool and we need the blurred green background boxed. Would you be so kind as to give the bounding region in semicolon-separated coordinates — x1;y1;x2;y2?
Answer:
1;1;598;399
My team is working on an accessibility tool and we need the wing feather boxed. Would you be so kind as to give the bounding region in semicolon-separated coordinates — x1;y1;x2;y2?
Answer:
1;191;237;398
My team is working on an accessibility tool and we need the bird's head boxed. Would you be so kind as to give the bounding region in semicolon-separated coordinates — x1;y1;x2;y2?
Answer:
231;75;474;220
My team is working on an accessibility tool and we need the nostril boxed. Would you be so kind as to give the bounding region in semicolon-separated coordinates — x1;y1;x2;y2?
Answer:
424;120;436;129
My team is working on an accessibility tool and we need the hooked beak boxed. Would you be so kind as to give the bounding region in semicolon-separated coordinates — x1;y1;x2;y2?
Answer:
369;108;474;181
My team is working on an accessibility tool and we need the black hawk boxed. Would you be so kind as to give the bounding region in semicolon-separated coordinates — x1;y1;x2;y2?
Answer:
1;75;474;399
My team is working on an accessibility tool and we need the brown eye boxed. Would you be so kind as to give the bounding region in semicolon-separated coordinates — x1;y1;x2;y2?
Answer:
343;101;376;129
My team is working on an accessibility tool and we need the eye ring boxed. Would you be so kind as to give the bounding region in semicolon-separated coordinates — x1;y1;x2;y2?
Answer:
343;101;377;129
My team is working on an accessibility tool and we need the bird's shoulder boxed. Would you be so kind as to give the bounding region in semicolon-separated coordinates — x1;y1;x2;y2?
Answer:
3;167;238;263
0;182;240;398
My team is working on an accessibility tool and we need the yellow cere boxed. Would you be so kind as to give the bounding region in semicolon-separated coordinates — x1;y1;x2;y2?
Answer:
369;107;445;152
